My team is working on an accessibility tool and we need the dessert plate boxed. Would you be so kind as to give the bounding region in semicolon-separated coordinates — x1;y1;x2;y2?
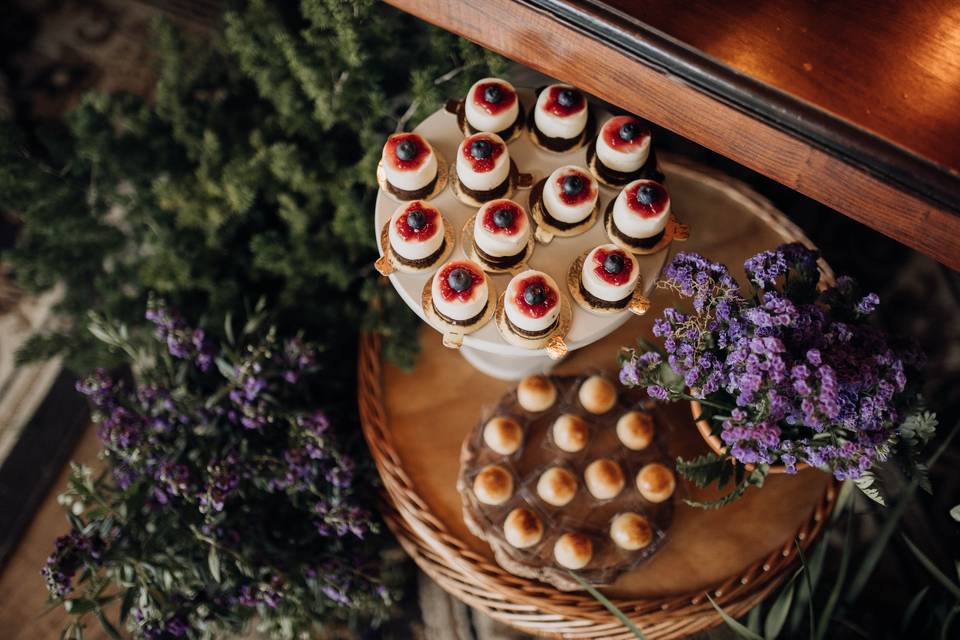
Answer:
374;90;676;378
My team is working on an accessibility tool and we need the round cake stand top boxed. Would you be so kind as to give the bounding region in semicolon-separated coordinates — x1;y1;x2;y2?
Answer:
360;157;839;636
374;90;671;358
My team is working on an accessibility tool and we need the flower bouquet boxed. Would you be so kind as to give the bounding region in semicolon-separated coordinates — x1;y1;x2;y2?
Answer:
42;299;403;639
619;244;937;508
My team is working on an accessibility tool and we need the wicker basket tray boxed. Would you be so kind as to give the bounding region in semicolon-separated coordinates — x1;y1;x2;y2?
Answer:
358;157;840;638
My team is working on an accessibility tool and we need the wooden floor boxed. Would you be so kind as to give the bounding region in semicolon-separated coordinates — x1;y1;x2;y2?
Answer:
0;422;112;640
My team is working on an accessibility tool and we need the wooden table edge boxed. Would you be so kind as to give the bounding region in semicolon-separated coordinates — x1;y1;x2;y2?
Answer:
385;0;960;270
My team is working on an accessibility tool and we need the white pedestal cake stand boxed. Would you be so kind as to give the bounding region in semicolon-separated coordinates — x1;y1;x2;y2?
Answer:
374;90;674;380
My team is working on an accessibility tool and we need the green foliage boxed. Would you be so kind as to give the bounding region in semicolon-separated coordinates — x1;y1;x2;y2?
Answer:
0;0;506;372
675;452;768;509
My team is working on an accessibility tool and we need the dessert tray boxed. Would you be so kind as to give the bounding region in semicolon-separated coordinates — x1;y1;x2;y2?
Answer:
459;374;675;591
360;156;840;638
374;89;685;379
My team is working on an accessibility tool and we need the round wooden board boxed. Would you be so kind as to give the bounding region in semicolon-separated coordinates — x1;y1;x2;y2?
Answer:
360;156;839;636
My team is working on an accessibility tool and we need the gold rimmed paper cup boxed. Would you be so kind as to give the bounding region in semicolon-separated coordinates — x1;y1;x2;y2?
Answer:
603;199;690;256
494;293;571;360
421;276;497;349
528;177;599;244
376;146;449;204
566;250;650;316
374;214;455;276
461;213;535;275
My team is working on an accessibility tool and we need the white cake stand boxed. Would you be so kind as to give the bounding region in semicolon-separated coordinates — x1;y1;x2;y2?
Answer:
374;90;675;380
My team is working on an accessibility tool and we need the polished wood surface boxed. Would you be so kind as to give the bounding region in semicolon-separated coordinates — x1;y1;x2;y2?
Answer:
0;423;112;640
384;0;960;270
380;159;833;598
600;0;960;174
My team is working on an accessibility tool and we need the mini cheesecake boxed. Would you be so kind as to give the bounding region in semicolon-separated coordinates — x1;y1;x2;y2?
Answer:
587;115;663;187
529;84;593;152
453;132;515;206
459;78;525;142
386;201;448;271
502;270;562;340
379;132;445;201
531;165;599;238
607;179;671;251
430;260;492;328
471;199;531;271
578;244;640;311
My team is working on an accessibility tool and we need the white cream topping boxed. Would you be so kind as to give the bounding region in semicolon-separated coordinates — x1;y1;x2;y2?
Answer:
473;199;530;258
542;165;598;224
382;136;438;192
464;78;519;133
503;270;561;333
596;119;651;173
456;133;510;192
612;180;671;239
431;262;489;322
387;201;444;261
581;244;640;301
534;84;588;140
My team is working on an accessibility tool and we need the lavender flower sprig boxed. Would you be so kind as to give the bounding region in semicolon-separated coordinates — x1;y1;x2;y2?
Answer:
620;244;936;508
44;300;402;639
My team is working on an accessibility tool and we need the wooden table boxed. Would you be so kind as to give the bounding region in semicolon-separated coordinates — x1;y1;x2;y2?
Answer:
385;0;960;270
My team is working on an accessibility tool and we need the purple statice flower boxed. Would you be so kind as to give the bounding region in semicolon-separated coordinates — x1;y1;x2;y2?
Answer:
41;529;106;599
619;244;926;486
146;299;217;370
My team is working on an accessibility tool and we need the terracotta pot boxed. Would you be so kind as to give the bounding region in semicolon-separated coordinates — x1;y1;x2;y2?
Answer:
689;400;809;475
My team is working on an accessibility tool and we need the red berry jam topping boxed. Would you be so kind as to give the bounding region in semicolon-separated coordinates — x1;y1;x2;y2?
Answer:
394;202;438;241
462;134;505;173
472;81;517;115
602;116;650;150
438;262;483;302
542;86;586;117
385;133;431;170
513;275;558;318
625;181;668;218
482;201;524;235
593;247;634;285
555;169;596;206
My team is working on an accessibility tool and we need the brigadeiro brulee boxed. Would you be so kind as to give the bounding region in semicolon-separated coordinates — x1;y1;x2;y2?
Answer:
605;179;672;253
586;115;664;188
378;132;447;202
468;198;533;272
450;77;526;143
528;84;594;153
530;165;600;240
498;269;565;347
570;243;641;314
376;200;452;274
453;132;526;207
424;259;495;338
